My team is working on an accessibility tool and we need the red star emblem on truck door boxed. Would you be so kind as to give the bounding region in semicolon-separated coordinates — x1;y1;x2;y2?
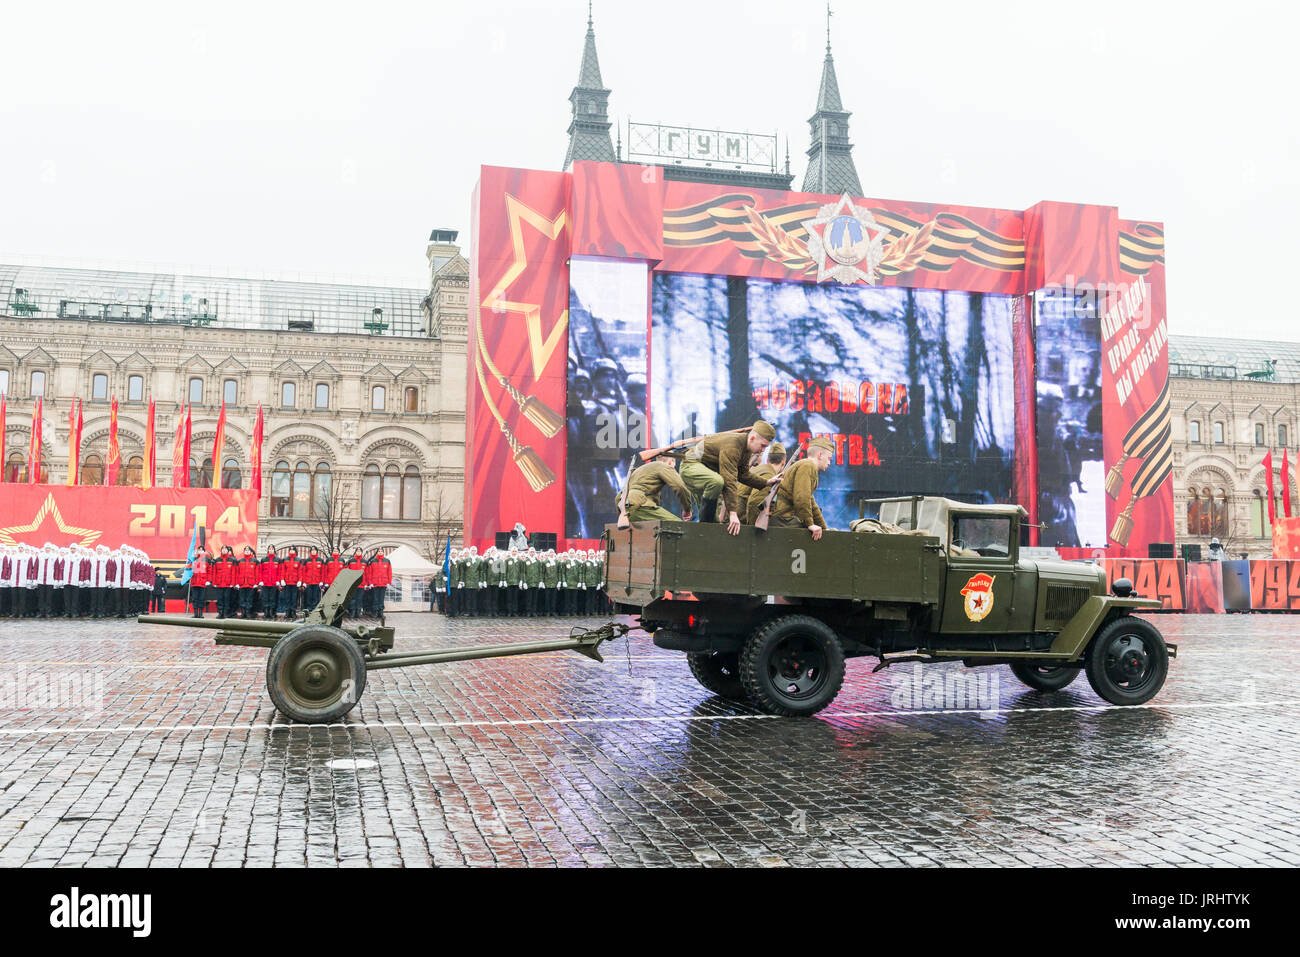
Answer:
960;573;995;623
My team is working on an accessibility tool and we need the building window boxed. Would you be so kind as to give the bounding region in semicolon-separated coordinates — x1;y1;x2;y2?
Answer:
128;375;144;401
402;465;421;521
271;461;291;516
1188;421;1200;443
1213;422;1225;444
224;379;238;406
371;385;386;411
198;457;215;488
1281;425;1289;448
315;383;329;409
362;464;381;519
404;386;419;412
1252;491;1272;538
189;377;203;404
6;452;25;483
31;370;46;396
1214;488;1229;538
1255;423;1265;446
0;369;9;395
292;461;310;518
81;454;104;486
92;373;108;400
382;465;401;520
281;381;296;408
222;458;242;489
311;463;332;517
121;455;143;487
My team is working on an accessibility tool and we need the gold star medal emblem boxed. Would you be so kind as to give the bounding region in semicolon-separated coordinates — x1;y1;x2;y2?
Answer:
801;193;888;285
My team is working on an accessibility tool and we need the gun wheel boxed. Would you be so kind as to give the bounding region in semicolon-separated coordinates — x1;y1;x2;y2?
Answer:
266;625;366;723
740;615;845;717
686;651;745;700
1009;662;1080;692
1084;616;1168;706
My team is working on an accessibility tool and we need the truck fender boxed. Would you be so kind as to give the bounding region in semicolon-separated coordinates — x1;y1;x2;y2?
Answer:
1048;595;1165;659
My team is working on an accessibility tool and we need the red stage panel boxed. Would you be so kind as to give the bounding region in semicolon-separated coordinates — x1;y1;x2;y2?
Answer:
1103;558;1185;611
571;160;664;262
0;485;258;560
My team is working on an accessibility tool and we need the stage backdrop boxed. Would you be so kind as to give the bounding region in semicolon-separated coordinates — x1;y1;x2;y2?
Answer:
0;485;259;560
470;160;1172;551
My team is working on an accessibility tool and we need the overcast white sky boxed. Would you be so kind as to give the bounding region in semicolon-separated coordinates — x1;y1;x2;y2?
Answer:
1;0;1295;338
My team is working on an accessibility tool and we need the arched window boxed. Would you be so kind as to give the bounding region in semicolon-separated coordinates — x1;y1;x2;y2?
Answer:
1255;423;1265;446
1252;490;1271;538
1213;422;1225;444
31;370;46;396
1213;488;1229;538
270;461;291;516
371;385;386;411
189;377;203;404
128;375;144;402
1186;489;1200;536
92;373;108;400
292;461;310;518
121;455;143;487
222;458;242;489
5;452;24;483
1188;421;1200;443
1199;486;1212;536
315;383;330;409
311;463;332;517
82;454;104;486
404;387;419;412
198;457;215;488
362;464;381;519
223;379;238;406
382;465;401;520
402;465;421;520
281;381;296;408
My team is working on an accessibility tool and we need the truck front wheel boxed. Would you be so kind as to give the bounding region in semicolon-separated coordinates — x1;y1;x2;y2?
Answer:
1083;616;1169;706
686;652;745;700
740;616;845;717
1009;662;1080;692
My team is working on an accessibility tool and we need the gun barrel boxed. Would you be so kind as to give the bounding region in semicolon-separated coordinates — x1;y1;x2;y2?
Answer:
137;614;299;634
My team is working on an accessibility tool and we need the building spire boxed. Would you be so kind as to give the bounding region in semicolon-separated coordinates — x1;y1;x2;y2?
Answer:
564;3;615;169
800;6;861;196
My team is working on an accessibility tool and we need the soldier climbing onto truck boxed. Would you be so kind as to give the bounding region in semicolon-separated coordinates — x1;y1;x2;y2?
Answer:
616;452;695;523
769;436;834;540
679;419;780;535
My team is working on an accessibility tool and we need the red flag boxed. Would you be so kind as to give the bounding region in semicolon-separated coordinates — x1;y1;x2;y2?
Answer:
66;398;82;485
28;397;42;484
183;403;192;485
0;392;6;483
142;398;156;491
172;402;187;487
1264;449;1276;525
76;400;84;482
212;399;227;489
1284;448;1293;519
106;396;120;486
251;404;264;498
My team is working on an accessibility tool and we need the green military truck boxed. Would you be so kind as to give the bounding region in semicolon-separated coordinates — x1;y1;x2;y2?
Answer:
604;496;1175;716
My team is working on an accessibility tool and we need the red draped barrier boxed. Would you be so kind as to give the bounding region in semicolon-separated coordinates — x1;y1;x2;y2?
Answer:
0;484;258;560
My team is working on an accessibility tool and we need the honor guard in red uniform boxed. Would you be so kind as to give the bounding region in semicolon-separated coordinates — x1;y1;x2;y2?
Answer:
345;549;366;619
324;551;343;589
211;545;236;618
366;550;393;620
235;545;259;618
277;548;302;619
189;549;211;618
301;546;324;613
258;547;279;620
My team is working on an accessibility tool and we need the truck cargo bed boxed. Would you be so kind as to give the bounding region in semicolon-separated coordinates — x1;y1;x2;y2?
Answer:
604;521;944;608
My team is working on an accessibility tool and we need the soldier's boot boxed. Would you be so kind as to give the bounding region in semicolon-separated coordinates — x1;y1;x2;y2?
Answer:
700;496;719;523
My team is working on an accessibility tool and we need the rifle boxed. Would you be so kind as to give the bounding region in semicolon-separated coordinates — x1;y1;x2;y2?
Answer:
753;446;806;533
616;427;751;529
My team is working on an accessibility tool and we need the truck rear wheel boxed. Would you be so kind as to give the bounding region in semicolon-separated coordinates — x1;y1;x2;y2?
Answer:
1009;662;1080;692
739;615;845;717
266;625;366;723
686;652;745;700
1083;616;1168;706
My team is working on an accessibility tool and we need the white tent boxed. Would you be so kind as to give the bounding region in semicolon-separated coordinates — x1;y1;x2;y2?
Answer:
381;544;439;611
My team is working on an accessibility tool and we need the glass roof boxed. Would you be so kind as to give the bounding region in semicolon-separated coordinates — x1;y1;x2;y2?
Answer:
1170;335;1300;383
1;262;429;338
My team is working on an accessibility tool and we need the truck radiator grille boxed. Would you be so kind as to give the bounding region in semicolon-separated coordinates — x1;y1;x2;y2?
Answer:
1044;585;1090;621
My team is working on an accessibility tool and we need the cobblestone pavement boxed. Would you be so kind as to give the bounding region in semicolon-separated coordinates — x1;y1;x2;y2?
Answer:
0;612;1297;867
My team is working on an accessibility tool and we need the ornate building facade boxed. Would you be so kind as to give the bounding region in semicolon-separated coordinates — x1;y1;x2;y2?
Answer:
0;231;467;560
1171;335;1300;557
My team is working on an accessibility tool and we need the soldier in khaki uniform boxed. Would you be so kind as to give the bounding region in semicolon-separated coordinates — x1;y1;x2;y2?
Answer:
617;453;695;522
770;436;834;540
679;420;778;535
743;442;786;524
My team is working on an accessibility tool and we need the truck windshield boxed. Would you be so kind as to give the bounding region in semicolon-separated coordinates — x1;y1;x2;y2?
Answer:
951;516;1012;558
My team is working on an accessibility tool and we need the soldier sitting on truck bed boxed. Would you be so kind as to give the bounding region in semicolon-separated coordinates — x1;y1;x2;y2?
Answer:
679;420;780;535
617;452;695;522
744;442;785;524
769;436;834;540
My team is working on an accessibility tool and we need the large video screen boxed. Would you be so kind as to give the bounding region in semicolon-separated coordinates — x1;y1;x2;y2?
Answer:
565;264;1019;537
